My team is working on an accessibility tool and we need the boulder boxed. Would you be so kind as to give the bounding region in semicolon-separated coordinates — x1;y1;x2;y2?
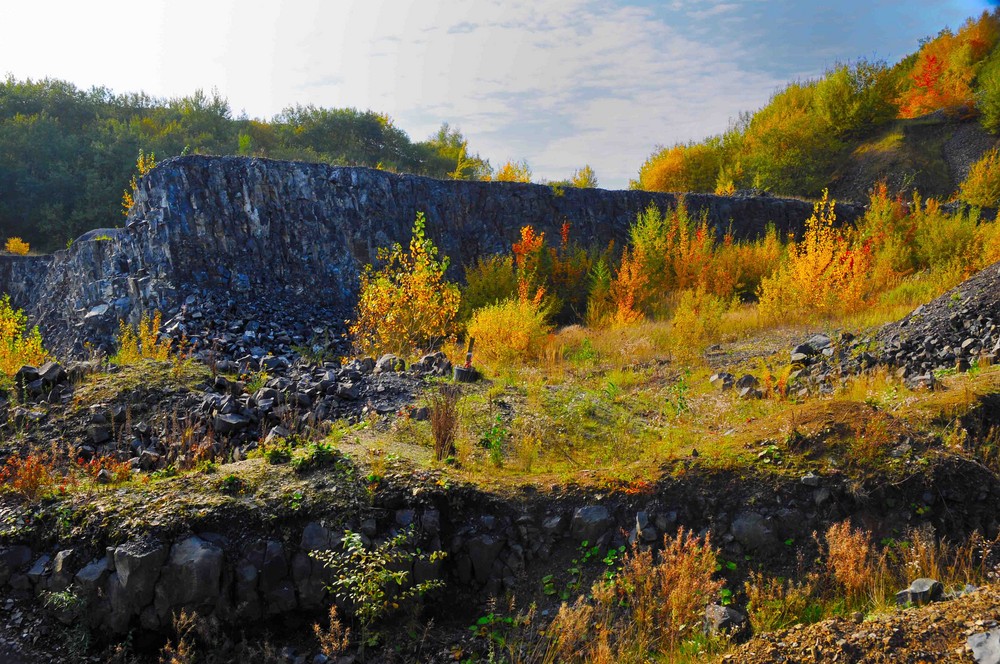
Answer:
895;577;943;606
968;629;1000;664
570;505;613;543
114;540;168;609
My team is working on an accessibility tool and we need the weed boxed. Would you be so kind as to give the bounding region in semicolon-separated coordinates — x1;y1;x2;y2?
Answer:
429;386;459;461
311;528;446;656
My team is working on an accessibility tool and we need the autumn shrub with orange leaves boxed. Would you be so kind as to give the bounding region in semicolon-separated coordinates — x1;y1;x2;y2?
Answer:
0;454;58;501
351;212;460;356
898;11;1000;119
4;237;30;255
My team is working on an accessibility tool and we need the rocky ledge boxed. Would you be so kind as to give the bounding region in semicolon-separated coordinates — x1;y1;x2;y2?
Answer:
0;156;863;359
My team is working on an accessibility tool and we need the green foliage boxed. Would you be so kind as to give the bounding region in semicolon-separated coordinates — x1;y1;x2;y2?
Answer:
311;529;446;652
458;254;518;324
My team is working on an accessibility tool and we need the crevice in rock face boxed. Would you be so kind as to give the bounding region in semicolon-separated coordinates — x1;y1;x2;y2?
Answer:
0;155;862;359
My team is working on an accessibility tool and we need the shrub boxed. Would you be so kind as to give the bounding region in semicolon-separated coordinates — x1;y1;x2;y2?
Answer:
112;311;172;364
758;190;873;320
78;456;132;485
0;454;57;501
121;149;156;216
960;147;1000;207
4;237;30;255
0;294;48;384
459;254;517;323
311;529;446;654
669;287;728;363
351;212;460;356
466;298;552;365
493;159;532;183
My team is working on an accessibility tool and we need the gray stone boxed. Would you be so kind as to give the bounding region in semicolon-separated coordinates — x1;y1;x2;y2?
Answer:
704;603;747;637
969;629;1000;664
0;545;33;585
26;554;51;585
74;558;110;594
800;472;821;487
895;577;943;606
214;413;250;434
157;536;224;610
709;372;734;390
375;354;405;373
730;512;775;552
466;535;505;585
114;540;168;609
570;505;613;543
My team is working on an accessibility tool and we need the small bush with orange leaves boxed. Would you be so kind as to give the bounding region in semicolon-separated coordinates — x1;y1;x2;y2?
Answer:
351;212;460;356
4;237;30;255
0;294;48;386
78;455;132;485
545;529;724;662
0;454;58;501
112;311;173;364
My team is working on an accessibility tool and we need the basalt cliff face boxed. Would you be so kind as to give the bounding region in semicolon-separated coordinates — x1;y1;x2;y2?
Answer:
0;155;862;356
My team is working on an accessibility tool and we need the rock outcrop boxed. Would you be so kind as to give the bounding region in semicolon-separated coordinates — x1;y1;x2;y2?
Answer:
0;155;863;356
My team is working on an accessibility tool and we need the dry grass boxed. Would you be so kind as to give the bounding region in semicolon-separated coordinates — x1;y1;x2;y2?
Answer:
429;385;459;461
544;529;724;663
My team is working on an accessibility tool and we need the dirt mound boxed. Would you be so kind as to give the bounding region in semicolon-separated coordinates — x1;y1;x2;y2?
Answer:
727;584;1000;663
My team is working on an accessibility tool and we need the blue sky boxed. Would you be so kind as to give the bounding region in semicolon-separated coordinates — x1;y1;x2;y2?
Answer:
0;0;994;188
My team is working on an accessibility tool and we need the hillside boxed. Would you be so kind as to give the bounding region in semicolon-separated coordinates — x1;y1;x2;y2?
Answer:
2;155;1000;662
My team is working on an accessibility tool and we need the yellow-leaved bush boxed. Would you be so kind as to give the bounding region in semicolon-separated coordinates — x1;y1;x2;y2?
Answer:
351;212;460;356
4;237;30;255
0;294;48;384
758;190;872;320
112;311;173;364
466;298;551;365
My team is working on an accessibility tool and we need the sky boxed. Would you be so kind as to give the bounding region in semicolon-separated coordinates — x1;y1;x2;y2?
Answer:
1;0;996;189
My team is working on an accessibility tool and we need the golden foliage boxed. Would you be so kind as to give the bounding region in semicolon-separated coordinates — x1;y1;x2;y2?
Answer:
113;311;172;364
0;294;48;382
758;190;872;320
493;159;532;183
466;298;552;365
122;149;156;216
350;212;460;356
4;237;30;255
960;147;1000;207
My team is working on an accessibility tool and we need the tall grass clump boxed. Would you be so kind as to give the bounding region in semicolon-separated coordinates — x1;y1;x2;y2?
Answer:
545;529;723;662
429;386;459;461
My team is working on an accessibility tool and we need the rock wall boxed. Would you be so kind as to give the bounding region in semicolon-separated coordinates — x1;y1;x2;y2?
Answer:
0;155;864;355
0;459;995;638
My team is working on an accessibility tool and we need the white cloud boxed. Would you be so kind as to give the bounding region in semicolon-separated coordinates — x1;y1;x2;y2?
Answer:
0;0;991;188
